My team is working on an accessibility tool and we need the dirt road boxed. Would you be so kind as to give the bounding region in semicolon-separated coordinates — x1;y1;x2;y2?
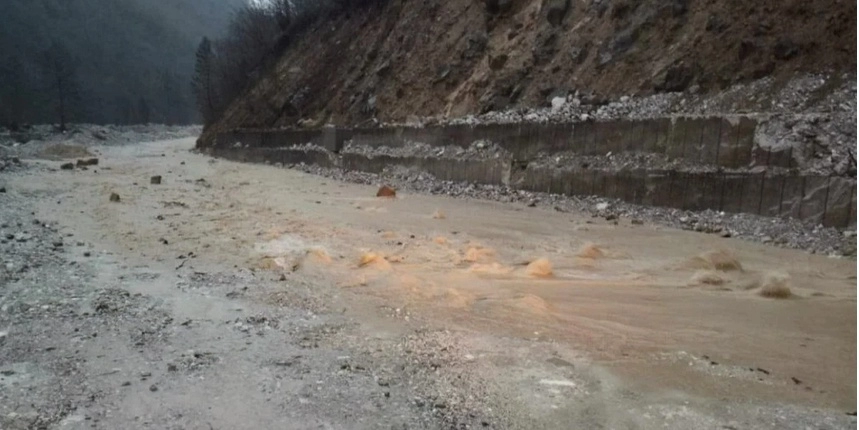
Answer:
1;137;855;429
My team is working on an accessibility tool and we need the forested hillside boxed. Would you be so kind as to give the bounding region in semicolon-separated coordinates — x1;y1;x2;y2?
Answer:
0;0;243;126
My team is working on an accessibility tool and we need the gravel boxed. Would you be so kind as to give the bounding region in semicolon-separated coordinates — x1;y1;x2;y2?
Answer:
377;73;857;178
342;139;509;161
288;162;855;257
0;124;202;159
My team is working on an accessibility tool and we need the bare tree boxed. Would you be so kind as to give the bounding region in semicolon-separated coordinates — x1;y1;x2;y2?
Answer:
192;37;219;124
41;42;81;131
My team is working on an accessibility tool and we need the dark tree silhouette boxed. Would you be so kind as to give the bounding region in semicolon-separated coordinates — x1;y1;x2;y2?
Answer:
137;97;151;123
0;55;30;127
41;42;82;131
192;37;219;124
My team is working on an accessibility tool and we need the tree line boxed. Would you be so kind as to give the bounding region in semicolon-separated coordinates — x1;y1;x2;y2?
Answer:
0;0;241;129
192;0;386;126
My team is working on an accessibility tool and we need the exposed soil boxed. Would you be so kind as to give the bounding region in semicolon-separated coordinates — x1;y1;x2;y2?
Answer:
200;0;856;144
1;137;855;429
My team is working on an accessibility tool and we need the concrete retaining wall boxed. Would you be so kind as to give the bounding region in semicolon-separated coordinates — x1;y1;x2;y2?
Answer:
212;116;761;168
206;118;856;228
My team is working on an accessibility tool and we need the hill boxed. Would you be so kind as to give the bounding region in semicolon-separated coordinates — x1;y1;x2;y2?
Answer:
200;0;856;143
0;0;244;125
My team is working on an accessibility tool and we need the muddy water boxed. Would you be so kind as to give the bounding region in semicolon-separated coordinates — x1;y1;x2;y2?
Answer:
53;138;857;415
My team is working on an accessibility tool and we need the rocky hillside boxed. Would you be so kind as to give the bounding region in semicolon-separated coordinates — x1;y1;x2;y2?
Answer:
200;0;856;143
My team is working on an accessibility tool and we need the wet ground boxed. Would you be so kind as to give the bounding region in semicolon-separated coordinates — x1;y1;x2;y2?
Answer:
0;137;855;429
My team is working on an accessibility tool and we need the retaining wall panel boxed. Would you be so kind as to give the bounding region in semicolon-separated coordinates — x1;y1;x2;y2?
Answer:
760;175;785;217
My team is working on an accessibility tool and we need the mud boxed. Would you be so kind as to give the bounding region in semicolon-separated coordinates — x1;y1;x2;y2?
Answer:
0;137;855;429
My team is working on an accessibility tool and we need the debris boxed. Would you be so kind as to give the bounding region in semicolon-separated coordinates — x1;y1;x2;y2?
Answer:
109;192;121;202
376;185;396;197
150;175;162;185
60;162;74;170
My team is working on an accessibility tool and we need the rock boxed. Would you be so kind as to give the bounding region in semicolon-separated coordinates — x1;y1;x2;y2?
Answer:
434;65;452;83
706;14;728;33
60;162;74;170
595;202;609;211
738;39;758;61
656;63;695;92
551;96;567;111
92;131;108;141
374;60;391;76
76;158;99;167
484;0;512;13
149;384;158;392
631;219;644;225
53;241;63;248
109;192;121;202
569;46;587;64
0;331;6;345
376;185;396;197
150;175;162;185
83;251;92;257
489;54;508;70
619;95;630;103
545;0;570;26
773;39;799;60
0;186;5;193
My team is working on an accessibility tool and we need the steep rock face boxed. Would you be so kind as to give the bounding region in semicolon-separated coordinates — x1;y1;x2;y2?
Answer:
199;0;856;146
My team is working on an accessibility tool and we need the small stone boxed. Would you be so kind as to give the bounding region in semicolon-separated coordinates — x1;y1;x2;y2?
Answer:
109;193;121;202
605;214;618;221
0;186;5;193
631;219;644;225
60;162;74;170
376;185;396;197
83;251;92;257
122;381;131;387
167;363;178;372
149;385;158;392
53;241;63;248
150;176;162;185
0;330;7;345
